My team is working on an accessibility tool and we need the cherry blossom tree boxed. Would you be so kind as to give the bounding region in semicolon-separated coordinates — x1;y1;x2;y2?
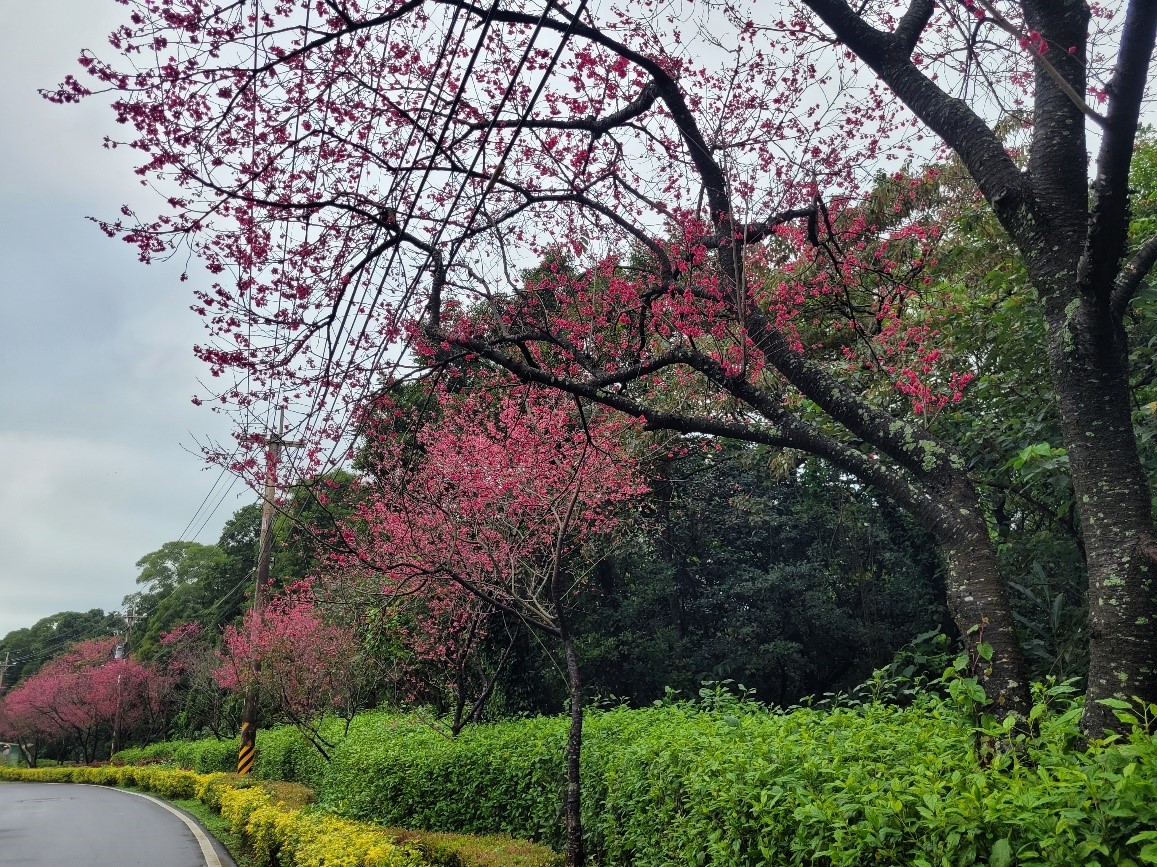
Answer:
214;583;367;757
158;622;237;738
0;686;52;766
57;0;1157;732
347;573;516;735
0;638;169;763
335;378;646;866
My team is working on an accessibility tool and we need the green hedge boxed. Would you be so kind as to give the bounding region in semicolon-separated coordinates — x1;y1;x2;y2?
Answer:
116;723;333;784
316;700;1157;867
112;698;1157;866
116;736;239;773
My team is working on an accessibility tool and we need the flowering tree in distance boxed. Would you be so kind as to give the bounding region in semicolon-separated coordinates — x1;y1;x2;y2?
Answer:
214;584;365;757
0;638;169;763
351;572;513;735
58;0;1156;732
339;379;645;866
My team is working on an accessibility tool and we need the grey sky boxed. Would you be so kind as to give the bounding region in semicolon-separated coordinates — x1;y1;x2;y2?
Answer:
0;1;243;636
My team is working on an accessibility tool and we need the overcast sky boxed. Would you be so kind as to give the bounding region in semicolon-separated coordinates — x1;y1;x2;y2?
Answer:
0;1;245;637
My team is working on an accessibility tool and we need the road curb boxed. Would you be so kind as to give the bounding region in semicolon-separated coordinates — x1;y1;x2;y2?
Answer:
101;786;230;867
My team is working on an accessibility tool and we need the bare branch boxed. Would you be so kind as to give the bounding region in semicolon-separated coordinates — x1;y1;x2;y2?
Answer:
803;0;1029;219
1112;233;1157;320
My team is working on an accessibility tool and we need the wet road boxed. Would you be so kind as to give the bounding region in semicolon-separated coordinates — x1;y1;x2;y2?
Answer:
0;782;236;866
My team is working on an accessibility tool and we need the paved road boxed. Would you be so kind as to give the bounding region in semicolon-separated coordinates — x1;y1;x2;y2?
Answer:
0;782;236;866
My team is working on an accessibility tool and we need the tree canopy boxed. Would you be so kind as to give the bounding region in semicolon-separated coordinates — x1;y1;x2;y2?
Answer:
53;0;1157;733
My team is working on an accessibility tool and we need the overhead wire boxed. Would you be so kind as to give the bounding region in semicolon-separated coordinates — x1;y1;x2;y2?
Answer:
267;0;477;488
255;0;597;568
280;0;604;591
274;0;504;489
298;0;588;486
184;0;597;572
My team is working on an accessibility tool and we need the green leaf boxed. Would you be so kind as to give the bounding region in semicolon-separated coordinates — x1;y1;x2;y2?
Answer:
989;838;1012;867
1097;698;1134;711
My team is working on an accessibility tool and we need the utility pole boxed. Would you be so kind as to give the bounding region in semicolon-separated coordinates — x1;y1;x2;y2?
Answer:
110;606;143;758
0;652;11;694
238;409;300;775
114;605;143;660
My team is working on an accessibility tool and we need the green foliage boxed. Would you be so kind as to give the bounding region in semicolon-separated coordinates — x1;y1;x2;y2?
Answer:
126;509;265;662
252;723;333;788
100;692;1157;866
115;734;240;773
114;720;337;785
272;471;360;586
0;609;122;686
321;711;571;845
1127;132;1157;511
314;698;1157;867
558;450;947;710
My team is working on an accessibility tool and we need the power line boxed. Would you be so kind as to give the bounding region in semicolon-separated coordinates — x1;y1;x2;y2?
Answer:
287;0;577;486
226;0;478;493
265;1;501;487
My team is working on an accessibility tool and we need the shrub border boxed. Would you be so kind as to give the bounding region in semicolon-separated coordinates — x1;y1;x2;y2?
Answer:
0;765;559;867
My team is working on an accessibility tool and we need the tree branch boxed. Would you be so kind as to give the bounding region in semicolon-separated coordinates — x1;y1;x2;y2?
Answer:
439;330;952;528
467;82;659;136
894;0;935;54
803;0;1029;221
1112;233;1157;320
974;0;1106;128
1080;0;1157;306
432;0;734;227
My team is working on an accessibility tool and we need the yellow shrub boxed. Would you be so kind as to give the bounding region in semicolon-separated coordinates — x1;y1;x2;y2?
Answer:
112;765;140;787
195;772;234;810
220;785;273;836
71;766;104;784
288;814;424;867
140;768;197;798
246;801;300;863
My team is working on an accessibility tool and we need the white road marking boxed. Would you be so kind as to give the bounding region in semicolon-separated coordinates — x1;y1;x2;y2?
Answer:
106;787;225;867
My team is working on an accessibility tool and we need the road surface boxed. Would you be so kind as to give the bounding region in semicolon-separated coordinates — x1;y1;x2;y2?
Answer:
0;781;236;866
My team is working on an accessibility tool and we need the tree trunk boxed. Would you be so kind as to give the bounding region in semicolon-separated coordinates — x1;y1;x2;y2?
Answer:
562;635;585;867
926;475;1033;719
1044;296;1157;735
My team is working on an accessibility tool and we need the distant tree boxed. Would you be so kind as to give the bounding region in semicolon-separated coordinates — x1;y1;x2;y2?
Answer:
125;541;228;658
272;471;361;586
562;448;947;707
156;622;237;740
333;567;516;734
213;584;367;757
0;610;122;688
122;504;264;660
0;638;169;763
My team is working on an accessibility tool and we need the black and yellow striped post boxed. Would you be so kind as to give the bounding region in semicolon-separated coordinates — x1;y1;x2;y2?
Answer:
237;719;256;775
